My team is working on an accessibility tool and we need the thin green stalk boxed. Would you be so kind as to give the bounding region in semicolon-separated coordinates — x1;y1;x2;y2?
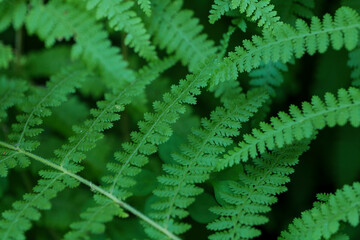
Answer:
0;140;181;240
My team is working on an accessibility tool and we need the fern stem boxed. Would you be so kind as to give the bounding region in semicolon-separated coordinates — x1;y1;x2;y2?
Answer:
0;141;181;240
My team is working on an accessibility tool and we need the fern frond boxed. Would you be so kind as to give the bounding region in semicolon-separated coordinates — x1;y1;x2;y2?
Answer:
25;0;136;88
0;142;179;240
0;64;89;177
0;42;13;68
44;57;176;240
55;57;176;173
208;141;310;240
348;41;360;86
144;89;269;238
211;7;360;88
148;0;217;72
0;65;89;237
228;6;360;73
221;87;360;168
209;0;280;28
0;58;175;240
9;65;89;151
103;61;215;202
64;62;218;239
137;0;152;16
0;0;27;32
209;58;239;89
209;0;231;24
83;0;157;61
0;77;28;121
279;182;360;240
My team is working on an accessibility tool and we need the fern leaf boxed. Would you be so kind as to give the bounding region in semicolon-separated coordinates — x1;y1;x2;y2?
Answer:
208;141;310;240
63;61;221;239
0;65;89;238
0;0;27;32
39;58;176;240
0;58;175;240
103;61;216;201
25;0;136;88
348;41;360;86
0;42;13;68
0;77;28;121
144;89;269;238
221;87;360;168
228;6;360;74
209;0;280;28
209;58;238;89
0;64;89;177
279;182;360;240
9;65;89;151
137;0;152;16
55;57;176;173
209;0;232;24
149;0;217;72
83;0;157;61
0;88;128;239
211;7;360;88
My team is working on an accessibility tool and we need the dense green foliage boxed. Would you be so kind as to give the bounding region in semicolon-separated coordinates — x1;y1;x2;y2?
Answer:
0;0;360;239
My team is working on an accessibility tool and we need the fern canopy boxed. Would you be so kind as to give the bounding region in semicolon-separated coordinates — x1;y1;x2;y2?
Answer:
0;1;360;240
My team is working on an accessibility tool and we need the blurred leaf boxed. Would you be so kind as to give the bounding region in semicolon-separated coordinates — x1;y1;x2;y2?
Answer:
188;192;217;224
